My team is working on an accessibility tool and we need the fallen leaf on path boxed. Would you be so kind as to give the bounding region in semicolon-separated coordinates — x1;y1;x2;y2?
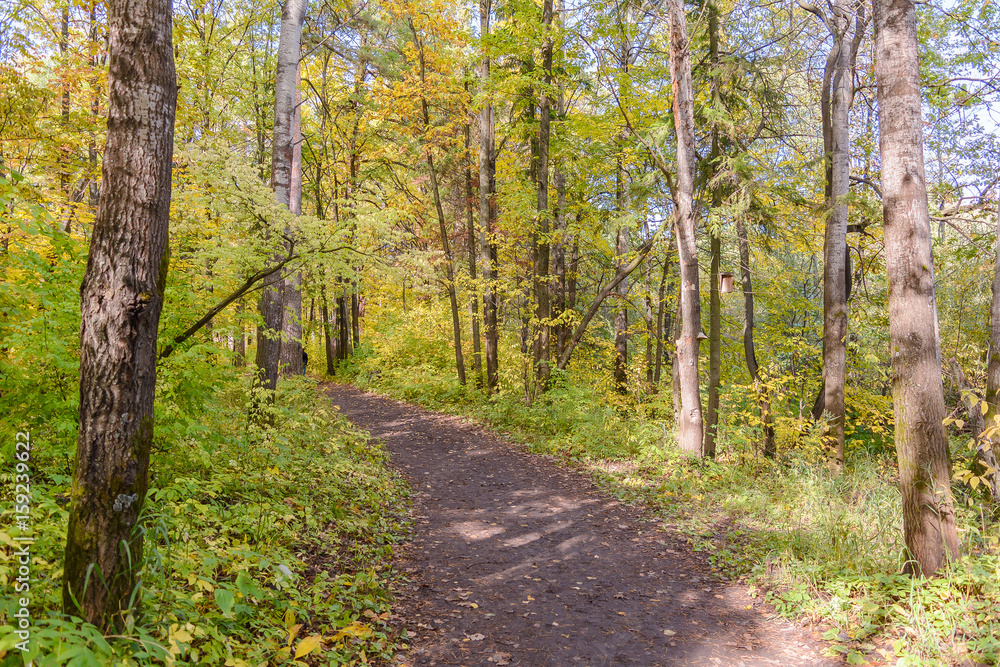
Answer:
467;633;485;641
663;629;677;636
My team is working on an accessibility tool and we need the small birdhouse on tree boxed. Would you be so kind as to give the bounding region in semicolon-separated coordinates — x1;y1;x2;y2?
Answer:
720;272;735;294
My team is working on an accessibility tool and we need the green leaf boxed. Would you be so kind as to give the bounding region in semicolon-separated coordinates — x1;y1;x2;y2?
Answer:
214;587;235;614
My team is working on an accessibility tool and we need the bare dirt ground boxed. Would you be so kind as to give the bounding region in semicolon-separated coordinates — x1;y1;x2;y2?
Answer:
326;384;841;667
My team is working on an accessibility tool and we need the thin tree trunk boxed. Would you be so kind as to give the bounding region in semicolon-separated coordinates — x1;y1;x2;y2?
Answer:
873;0;958;575
644;248;654;391
479;0;500;392
706;231;721;457
613;155;629;394
668;0;704;456
557;231;662;370
322;284;337;375
654;244;674;386
62;0;176;628
534;0;554;390
338;286;351;359
978;202;1000;499
465;117;483;387
234;300;246;367
736;217;776;457
351;286;360;347
413;21;466;385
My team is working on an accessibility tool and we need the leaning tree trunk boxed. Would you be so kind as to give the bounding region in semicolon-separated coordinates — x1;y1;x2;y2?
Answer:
479;0;500;393
62;0;176;629
873;0;959;576
668;0;704;456
252;0;307;420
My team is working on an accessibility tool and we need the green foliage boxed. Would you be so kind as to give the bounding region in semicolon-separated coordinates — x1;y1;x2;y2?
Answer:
1;357;409;664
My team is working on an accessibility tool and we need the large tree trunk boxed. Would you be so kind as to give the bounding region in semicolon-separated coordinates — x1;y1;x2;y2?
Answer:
736;217;776;457
533;0;554;391
668;0;704;456
479;0;500;393
873;0;959;575
252;0;307;419
62;0;176;628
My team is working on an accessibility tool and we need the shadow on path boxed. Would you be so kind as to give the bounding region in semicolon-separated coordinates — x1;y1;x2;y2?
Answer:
326;384;839;667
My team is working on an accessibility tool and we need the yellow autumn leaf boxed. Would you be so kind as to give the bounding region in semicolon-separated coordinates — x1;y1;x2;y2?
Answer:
287;623;303;647
332;621;371;641
294;634;323;658
284;608;296;630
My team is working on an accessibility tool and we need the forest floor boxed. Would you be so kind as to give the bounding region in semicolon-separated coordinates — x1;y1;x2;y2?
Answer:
325;383;842;667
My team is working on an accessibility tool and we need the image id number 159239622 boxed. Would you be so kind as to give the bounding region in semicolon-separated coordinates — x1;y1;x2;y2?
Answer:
12;431;33;653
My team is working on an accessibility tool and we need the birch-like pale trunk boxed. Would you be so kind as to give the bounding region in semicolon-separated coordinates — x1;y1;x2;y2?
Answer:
252;0;306;420
668;0;704;456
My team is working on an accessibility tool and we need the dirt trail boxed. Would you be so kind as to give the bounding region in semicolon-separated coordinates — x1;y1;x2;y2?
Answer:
326;384;839;667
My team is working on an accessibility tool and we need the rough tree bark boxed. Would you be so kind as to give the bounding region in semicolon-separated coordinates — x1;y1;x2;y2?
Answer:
62;0;176;628
533;0;554;390
479;0;500;392
668;0;704;456
873;0;958;575
252;0;307;420
704;0;723;458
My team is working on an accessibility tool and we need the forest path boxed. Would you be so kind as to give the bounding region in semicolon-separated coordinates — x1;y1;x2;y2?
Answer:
325;384;839;667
